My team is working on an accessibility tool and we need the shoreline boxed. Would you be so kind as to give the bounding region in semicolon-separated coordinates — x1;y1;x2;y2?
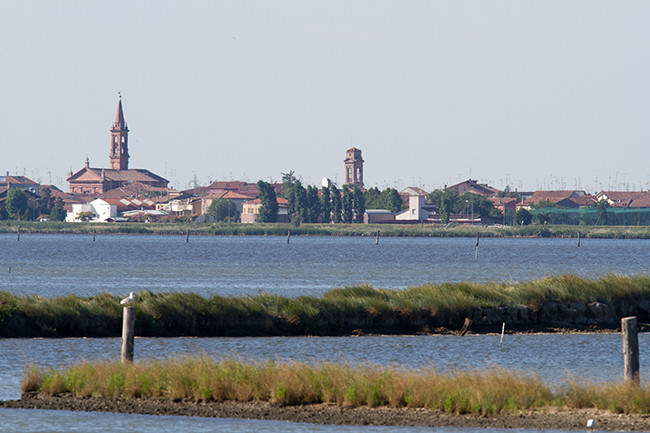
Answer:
3;393;650;431
1;221;649;239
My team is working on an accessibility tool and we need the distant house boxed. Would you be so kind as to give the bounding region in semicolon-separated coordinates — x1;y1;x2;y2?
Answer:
488;197;520;214
446;179;499;197
597;191;650;208
241;197;289;223
66;197;158;222
395;195;436;222
525;190;587;208
201;190;256;215
0;173;40;195
399;186;428;204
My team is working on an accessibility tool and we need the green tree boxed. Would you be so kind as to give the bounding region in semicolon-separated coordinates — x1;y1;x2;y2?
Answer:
380;188;403;213
280;170;298;199
256;180;278;223
208;198;240;222
331;184;342;223
50;198;66;221
431;189;460;224
459;193;502;221
0;203;7;220
363;187;382;209
536;211;551;225
306;185;321;223
596;199;609;225
320;186;331;223
5;188;28;220
76;211;95;222
515;208;532;226
37;187;54;216
353;186;365;223
288;180;307;225
341;185;353;223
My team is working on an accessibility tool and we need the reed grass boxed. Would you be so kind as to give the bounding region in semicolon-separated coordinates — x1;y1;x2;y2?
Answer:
1;274;649;337
22;357;650;414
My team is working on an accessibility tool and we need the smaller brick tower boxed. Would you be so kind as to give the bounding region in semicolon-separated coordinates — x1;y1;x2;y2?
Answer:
344;147;364;188
109;96;129;170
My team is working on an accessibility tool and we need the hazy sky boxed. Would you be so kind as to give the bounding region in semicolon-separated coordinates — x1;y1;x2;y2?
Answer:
1;1;649;193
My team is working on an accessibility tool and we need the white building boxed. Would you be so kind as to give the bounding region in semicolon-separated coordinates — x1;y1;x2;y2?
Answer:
66;199;118;222
395;195;436;222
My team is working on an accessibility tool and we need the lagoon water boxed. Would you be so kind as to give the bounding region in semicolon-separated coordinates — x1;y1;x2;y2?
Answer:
0;233;648;432
0;234;648;298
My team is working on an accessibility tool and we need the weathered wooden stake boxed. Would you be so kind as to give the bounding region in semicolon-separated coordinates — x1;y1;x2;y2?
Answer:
577;231;581;247
499;322;505;347
17;225;20;241
474;232;479;262
8;266;11;274
376;230;380;245
287;230;291;244
121;307;136;363
622;316;640;384
93;229;96;242
186;228;190;243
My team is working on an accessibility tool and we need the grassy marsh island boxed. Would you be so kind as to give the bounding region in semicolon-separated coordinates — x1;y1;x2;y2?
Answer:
2;220;650;238
1;274;649;338
8;357;650;430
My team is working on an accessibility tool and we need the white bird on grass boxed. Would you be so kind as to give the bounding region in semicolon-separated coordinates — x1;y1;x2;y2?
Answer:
120;292;135;305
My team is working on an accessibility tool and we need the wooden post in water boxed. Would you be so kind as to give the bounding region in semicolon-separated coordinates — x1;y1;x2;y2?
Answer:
93;229;96;242
17;225;20;241
376;230;380;245
474;232;479;262
622;316;640;384
577;231;580;247
121;307;136;363
186;228;190;243
287;230;291;244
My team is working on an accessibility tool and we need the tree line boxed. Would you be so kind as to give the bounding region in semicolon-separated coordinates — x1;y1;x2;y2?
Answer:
252;171;407;224
0;187;66;221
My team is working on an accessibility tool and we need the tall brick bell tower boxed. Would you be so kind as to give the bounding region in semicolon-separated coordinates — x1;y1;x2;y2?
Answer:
109;96;129;170
344;147;364;188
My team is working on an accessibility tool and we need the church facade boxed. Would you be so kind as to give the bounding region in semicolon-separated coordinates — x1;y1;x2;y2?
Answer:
67;98;168;195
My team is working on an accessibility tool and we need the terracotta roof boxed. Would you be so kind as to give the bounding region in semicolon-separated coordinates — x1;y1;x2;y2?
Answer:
527;190;586;206
572;194;598;206
600;191;650;208
67;167;167;184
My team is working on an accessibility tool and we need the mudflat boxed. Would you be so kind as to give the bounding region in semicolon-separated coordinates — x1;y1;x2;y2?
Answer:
3;393;650;431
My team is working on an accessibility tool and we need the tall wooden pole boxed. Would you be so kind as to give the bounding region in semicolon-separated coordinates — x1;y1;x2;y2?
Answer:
577;231;580;247
474;232;479;262
376;230;380;245
121;307;136;363
287;230;291;244
622;316;640;384
17;225;20;241
186;228;190;243
93;228;96;242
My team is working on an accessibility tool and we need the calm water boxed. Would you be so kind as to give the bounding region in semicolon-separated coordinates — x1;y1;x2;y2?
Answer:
0;234;648;432
0;234;648;298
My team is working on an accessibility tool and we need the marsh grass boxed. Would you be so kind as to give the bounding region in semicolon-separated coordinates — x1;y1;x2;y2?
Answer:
23;357;553;414
1;274;649;337
23;357;650;414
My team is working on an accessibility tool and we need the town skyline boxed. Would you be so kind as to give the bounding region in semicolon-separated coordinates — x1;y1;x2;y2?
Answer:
2;1;649;194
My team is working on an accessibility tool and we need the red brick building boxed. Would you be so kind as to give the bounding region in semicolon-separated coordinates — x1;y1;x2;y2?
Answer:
67;98;168;195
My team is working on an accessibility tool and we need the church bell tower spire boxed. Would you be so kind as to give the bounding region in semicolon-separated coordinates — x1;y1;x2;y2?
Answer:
109;94;129;170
